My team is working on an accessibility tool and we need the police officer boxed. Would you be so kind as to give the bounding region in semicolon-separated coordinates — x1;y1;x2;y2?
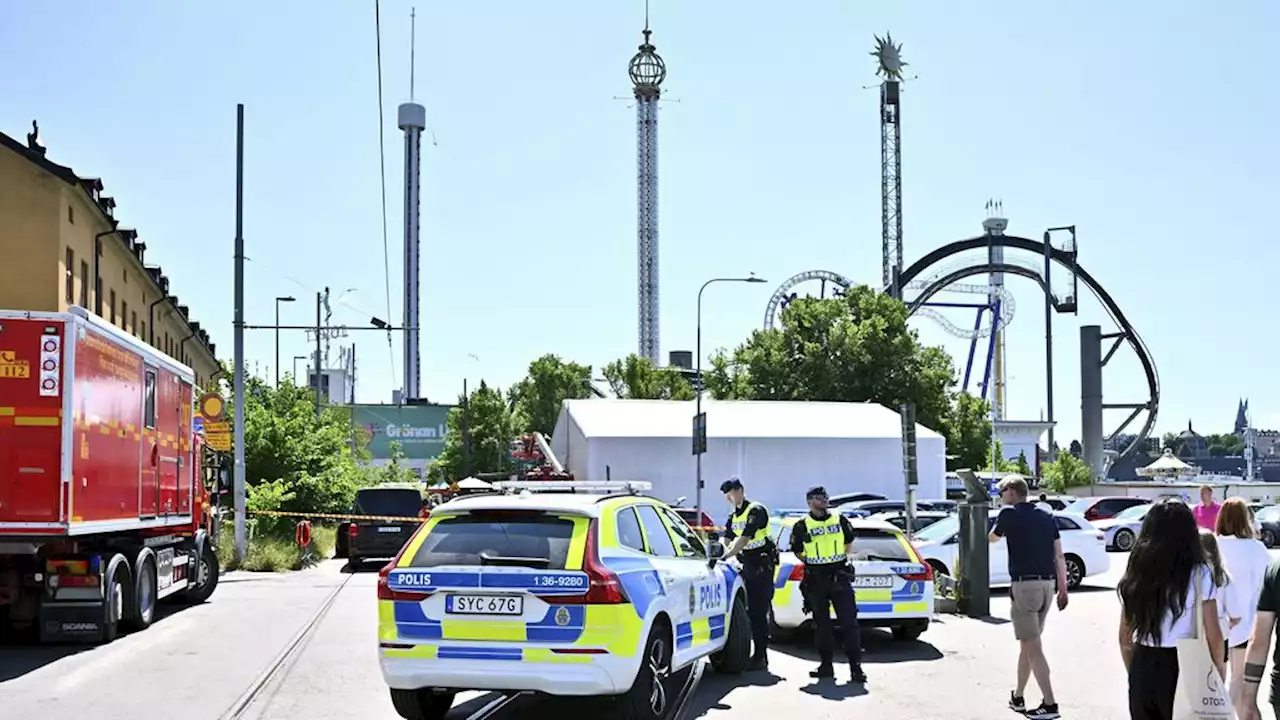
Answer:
718;477;775;671
789;486;866;683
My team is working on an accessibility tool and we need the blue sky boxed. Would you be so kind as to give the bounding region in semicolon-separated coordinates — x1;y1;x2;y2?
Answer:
4;0;1276;444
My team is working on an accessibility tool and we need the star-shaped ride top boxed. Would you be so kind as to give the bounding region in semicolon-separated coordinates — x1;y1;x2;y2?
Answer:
871;33;907;81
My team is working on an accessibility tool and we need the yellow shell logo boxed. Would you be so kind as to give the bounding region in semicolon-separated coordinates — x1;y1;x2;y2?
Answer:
554;607;571;626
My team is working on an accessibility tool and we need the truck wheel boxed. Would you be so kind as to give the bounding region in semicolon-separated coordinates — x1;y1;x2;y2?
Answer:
389;689;455;720
709;593;751;674
184;544;219;604
616;622;674;719
125;558;157;631
101;558;127;643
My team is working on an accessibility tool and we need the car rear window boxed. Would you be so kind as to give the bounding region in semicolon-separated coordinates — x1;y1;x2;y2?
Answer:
409;513;576;569
355;488;423;518
849;529;913;562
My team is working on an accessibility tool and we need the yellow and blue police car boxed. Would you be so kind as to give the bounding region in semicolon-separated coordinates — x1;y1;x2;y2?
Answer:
767;516;933;642
377;481;753;720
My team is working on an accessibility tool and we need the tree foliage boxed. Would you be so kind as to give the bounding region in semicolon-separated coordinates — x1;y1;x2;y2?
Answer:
939;391;992;471
508;355;594;436
433;381;521;482
1041;450;1093;493
602;354;695;400
1013;450;1033;477
981;439;1021;473
703;286;954;430
373;441;420;485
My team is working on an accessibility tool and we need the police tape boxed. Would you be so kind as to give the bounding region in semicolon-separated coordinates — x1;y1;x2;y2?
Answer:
246;509;429;524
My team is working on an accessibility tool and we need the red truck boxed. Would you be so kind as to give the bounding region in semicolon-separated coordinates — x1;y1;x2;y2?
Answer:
0;307;218;644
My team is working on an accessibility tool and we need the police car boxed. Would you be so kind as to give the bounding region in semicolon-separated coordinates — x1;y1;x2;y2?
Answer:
377;481;753;720
767;516;933;642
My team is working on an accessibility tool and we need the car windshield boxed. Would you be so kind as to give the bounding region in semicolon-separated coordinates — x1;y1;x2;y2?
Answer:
1258;506;1280;522
354;488;423;517
912;514;959;543
408;511;576;569
849;528;913;561
1113;504;1150;521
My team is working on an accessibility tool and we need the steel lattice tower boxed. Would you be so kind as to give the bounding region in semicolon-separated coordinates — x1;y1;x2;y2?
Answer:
872;34;905;289
399;10;426;400
630;25;665;364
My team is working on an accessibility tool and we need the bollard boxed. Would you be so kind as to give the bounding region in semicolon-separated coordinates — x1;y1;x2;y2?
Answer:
955;469;991;618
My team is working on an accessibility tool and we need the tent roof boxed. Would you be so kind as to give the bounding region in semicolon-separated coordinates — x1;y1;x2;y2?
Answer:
558;399;944;440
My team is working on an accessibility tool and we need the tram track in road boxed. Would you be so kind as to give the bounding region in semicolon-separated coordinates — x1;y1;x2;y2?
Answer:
216;570;357;720
462;659;704;720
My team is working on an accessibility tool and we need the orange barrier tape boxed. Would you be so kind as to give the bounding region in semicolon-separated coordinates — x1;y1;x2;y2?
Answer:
247;509;428;523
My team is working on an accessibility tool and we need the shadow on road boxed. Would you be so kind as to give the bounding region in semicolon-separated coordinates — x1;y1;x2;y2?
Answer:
0;602;186;682
683;665;780;717
769;627;944;665
340;558;392;574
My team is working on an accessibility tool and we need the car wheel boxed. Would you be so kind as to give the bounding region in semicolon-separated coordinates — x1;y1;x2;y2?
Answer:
335;527;349;558
389;688;455;720
1064;554;1084;590
710;593;752;674
1113;529;1136;552
1264;529;1276;548
768;607;796;643
617;623;674;719
926;560;950;578
891;619;928;641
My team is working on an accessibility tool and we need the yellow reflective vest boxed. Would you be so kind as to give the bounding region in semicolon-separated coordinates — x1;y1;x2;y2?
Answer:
730;501;771;551
801;514;847;566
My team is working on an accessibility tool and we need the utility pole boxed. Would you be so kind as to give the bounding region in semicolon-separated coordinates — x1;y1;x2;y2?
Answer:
461;378;471;478
232;104;247;563
314;290;324;415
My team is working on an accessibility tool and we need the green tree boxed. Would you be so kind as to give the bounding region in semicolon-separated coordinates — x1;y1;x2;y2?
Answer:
234;375;365;535
602;354;695;400
1041;450;1093;493
508;355;594;436
702;286;954;429
981;439;1020;472
1013;450;1033;477
435;381;520;482
375;440;420;484
939;391;992;471
1207;433;1245;457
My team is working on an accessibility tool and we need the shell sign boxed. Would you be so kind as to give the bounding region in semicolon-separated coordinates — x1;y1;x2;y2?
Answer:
198;392;227;421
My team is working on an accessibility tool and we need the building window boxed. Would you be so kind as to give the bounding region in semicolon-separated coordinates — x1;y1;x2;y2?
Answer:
130;310;137;336
68;205;74;224
123;268;127;284
140;321;147;343
121;301;129;332
109;290;116;323
78;261;88;306
65;248;74;303
95;278;102;311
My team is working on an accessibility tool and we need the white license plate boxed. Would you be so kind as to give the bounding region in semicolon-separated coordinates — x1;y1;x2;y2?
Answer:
446;594;524;616
377;526;401;533
853;576;893;589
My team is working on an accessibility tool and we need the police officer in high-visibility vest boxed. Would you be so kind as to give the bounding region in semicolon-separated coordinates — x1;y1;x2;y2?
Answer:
788;486;866;683
718;477;775;671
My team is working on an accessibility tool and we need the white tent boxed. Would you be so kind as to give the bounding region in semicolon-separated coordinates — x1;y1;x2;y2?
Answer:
1138;449;1200;479
549;399;946;511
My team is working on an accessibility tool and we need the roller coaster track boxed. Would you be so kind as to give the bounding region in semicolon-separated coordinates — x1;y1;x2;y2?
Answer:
895;235;1160;465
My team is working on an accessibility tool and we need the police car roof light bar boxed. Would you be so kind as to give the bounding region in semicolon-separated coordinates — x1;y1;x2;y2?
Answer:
492;480;654;495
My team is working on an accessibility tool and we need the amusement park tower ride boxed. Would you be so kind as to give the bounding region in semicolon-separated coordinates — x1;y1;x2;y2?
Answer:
399;9;426;400
630;14;666;365
873;34;905;288
984;202;1009;420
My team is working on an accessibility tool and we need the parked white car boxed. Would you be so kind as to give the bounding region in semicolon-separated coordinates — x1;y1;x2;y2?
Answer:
911;509;1109;589
1094;503;1153;552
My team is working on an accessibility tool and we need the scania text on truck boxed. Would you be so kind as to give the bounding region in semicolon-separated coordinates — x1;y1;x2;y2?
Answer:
0;307;218;644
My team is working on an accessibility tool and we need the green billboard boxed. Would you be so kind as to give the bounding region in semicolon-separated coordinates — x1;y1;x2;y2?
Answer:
350;404;455;461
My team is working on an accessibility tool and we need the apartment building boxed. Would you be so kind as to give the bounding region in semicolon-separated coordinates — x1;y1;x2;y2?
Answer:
0;122;219;387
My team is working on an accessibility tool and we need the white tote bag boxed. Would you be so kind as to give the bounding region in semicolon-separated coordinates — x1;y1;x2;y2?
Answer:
1173;569;1237;720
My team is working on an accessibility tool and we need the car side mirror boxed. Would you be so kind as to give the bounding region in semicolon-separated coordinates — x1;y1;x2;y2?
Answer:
944;535;958;545
708;541;726;559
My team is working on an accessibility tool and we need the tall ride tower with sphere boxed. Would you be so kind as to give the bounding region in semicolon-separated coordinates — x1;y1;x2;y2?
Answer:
630;22;666;364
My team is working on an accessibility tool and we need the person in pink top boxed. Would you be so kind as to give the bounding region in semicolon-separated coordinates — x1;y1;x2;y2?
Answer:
1194;485;1222;530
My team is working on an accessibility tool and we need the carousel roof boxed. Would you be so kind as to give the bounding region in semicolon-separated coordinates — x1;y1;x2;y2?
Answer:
1139;448;1199;477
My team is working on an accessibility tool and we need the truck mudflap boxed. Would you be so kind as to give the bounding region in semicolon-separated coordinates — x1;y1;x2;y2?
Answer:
38;602;107;643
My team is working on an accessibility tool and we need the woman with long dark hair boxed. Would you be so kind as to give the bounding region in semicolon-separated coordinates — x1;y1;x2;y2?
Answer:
1118;499;1226;719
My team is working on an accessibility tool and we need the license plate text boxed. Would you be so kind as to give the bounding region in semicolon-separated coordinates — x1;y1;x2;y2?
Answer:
446;594;523;616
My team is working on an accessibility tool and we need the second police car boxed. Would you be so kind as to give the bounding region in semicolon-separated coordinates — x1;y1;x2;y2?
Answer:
376;481;752;720
767;516;934;642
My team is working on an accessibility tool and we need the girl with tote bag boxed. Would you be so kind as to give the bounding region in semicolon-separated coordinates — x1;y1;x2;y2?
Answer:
1119;499;1234;720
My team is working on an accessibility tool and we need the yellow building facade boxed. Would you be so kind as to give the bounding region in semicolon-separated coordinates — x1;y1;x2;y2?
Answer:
0;125;219;389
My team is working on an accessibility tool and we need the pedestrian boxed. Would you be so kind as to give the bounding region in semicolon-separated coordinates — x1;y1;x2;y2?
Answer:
1238;558;1280;720
1215;497;1271;708
1194;484;1222;531
1117;498;1225;720
788;486;866;683
990;474;1067;720
718;477;775;671
1199;530;1240;658
1036;493;1054;512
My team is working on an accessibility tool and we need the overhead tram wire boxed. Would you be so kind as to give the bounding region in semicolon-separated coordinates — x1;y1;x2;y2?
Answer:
374;0;398;390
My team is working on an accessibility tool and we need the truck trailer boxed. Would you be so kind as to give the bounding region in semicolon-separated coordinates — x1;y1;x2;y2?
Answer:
0;307;218;644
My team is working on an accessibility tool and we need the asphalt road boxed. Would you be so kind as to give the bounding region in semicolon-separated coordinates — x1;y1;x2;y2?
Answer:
4;553;1279;720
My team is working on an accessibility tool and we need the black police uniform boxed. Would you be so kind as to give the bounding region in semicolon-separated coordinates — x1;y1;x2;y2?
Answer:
790;502;865;682
720;480;776;669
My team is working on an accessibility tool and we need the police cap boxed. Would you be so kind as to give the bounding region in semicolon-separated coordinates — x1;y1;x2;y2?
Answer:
806;485;828;499
719;477;744;493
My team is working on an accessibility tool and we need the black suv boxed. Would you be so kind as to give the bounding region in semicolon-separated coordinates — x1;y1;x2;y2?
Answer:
336;485;428;567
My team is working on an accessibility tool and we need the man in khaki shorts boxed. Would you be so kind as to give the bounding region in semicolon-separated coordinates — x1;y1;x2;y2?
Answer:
989;474;1069;720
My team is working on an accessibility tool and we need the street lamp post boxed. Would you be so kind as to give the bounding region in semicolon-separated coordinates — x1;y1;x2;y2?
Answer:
275;296;296;386
695;275;767;523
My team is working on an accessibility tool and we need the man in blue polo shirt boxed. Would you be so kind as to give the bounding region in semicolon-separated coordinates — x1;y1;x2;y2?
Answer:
990;474;1069;720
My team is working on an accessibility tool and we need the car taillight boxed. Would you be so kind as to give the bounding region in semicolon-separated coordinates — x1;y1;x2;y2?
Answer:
901;540;934;581
560;519;627;605
375;526;428;602
788;564;805;582
348;524;359;538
